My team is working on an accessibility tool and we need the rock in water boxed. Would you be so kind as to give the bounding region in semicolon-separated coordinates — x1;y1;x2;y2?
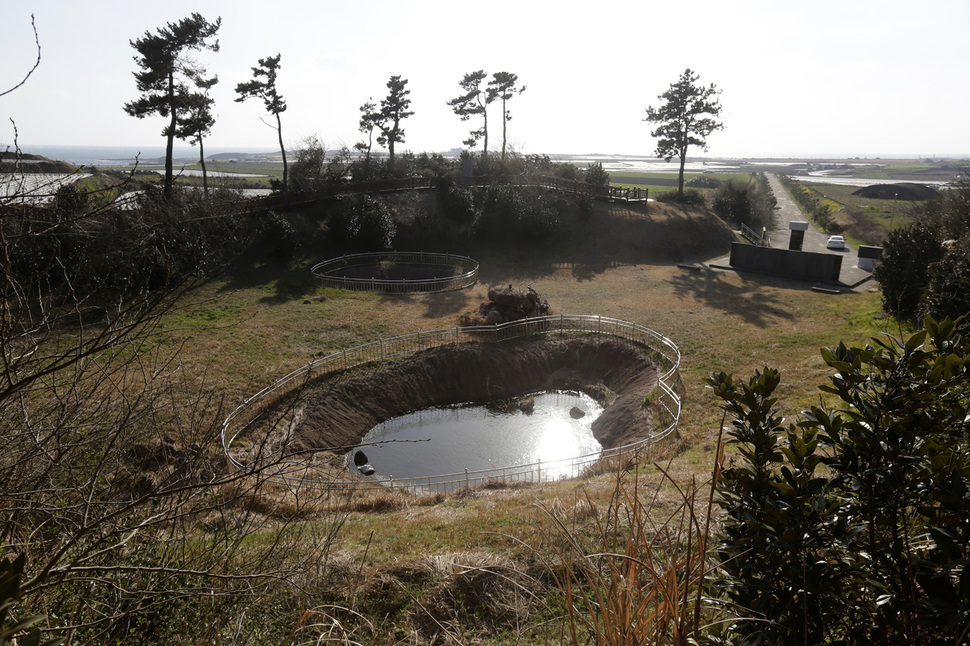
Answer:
353;450;369;467
358;463;376;476
569;406;586;419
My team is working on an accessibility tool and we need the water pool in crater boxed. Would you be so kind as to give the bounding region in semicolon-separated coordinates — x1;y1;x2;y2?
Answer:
347;391;604;481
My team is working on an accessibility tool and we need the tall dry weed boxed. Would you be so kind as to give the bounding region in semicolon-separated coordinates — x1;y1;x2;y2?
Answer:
534;443;725;645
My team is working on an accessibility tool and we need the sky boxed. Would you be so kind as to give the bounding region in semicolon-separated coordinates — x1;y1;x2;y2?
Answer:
2;0;968;159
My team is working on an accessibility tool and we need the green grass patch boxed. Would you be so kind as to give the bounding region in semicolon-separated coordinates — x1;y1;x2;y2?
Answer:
808;181;926;244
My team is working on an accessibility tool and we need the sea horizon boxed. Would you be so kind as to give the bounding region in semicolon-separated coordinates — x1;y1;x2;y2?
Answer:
6;143;967;167
8;144;280;166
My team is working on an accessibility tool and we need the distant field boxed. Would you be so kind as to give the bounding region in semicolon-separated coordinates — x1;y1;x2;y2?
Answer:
844;163;962;182
802;160;965;183
795;180;926;244
609;171;751;196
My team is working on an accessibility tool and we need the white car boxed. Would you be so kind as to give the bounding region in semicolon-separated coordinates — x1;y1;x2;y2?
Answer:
827;235;846;249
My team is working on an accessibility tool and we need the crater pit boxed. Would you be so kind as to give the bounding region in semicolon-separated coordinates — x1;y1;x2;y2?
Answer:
289;336;664;474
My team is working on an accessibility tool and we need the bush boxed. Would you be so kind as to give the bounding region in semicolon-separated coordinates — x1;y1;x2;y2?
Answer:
921;237;970;320
473;186;563;242
711;180;752;227
1;184;253;306
256;209;301;259
711;176;774;231
656;188;705;206
686;176;721;189
289;137;351;192
436;174;476;226
874;172;970;321
330;194;396;251
874;220;945;320
473;185;522;240
709;316;970;644
583;162;610;186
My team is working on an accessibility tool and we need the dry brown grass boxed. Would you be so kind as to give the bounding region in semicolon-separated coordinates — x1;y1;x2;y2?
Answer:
157;198;890;642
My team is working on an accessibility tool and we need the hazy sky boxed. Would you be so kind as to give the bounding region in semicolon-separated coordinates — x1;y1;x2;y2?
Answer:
2;0;968;159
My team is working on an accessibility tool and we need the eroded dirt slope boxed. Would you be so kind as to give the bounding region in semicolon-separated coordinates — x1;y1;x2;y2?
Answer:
292;336;662;454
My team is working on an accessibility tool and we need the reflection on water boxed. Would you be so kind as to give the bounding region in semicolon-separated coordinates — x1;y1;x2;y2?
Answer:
348;391;603;481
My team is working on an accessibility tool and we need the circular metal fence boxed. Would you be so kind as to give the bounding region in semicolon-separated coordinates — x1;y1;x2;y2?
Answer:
310;251;479;294
221;315;682;494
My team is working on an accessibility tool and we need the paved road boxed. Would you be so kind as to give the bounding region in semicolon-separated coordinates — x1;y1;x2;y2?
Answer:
710;173;873;289
764;173;847;254
765;173;874;288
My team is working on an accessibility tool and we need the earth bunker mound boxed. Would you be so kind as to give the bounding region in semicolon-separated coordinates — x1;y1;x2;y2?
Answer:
290;336;663;461
852;182;940;201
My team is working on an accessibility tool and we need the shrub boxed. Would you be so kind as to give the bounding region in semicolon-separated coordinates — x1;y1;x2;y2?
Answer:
709;316;970;644
712;176;775;231
874;220;945;321
436;174;476;226
473;185;522;240
473;186;563;242
874;172;970;321
256;209;301;259
656;188;705;206
583;162;610;186
920;236;970;320
686;176;721;189
330;194;396;250
711;180;752;227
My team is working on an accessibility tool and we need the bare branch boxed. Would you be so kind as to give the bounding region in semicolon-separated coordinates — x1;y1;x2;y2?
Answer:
0;14;41;98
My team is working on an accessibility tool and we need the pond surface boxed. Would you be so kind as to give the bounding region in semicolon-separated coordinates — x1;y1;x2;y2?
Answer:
348;391;603;481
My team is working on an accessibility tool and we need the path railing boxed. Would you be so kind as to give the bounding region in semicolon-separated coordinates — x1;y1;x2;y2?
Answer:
740;222;769;246
221;315;681;493
462;174;649;202
310;251;479;293
238;174;649;215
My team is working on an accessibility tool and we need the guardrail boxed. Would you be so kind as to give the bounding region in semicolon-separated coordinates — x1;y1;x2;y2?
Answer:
740;222;769;247
310;251;479;293
221;315;681;493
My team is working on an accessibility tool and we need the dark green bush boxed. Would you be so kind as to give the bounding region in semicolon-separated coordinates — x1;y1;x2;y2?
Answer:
583;162;610;186
921;237;970;320
473;185;521;240
330;194;396;251
473;186;563;242
656;188;705;206
874;220;945;321
436;174;476;226
709;316;970;644
686;176;721;189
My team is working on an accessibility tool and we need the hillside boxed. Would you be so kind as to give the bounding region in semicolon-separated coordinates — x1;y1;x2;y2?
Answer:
0;151;77;173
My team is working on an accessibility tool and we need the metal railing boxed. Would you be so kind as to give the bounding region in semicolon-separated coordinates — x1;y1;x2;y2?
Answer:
462;174;649;202
310;251;479;293
740;222;769;247
221;315;681;493
237;173;649;215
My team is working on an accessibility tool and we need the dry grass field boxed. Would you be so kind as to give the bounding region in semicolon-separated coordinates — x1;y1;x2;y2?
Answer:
144;195;898;642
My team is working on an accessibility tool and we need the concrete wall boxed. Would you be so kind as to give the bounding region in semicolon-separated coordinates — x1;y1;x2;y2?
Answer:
729;242;842;282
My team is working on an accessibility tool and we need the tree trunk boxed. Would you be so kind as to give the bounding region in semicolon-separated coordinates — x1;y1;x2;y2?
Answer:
501;97;508;162
483;101;489;157
388;120;399;172
276;111;287;192
677;147;687;199
165;69;176;200
199;137;208;198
